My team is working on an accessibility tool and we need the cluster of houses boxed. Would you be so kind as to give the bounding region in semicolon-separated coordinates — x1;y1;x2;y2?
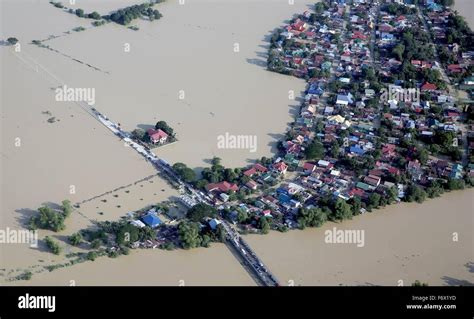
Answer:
423;0;474;81
118;0;471;241
190;0;471;231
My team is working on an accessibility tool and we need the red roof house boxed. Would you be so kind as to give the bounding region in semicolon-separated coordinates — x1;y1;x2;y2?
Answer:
421;82;437;91
147;128;168;144
273;162;288;174
206;181;239;193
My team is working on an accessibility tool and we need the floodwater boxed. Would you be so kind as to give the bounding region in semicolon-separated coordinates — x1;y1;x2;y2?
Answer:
454;0;474;28
0;0;313;285
1;0;472;286
246;189;474;286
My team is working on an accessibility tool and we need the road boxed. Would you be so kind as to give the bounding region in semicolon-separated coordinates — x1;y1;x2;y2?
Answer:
77;100;281;286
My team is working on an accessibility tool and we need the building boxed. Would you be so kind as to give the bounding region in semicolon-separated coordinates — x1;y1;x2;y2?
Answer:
273;161;288;174
209;218;221;230
206;181;239;193
147;128;168;144
142;213;162;228
246;180;258;190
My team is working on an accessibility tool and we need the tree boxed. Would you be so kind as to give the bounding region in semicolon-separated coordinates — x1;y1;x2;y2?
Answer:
416;148;429;165
405;184;427;203
297;207;327;228
216;224;226;243
330;199;353;221
224;168;238;182
348;197;363;215
29;205;66;232
88;11;101;20
90;238;102;249
116;224;140;245
392;43;405;61
368;193;381;209
172;162;197;183
387;186;399;203
68;232;82;246
75;8;85;17
237;210;249;224
178;221;202;249
87;251;98;261
259;217;270;234
412;280;428;286
62;199;73;218
44;236;62;255
131;128;146;141
330;143;340;158
446;178;465;191
305;140;325;160
186;203;217;222
155;120;174;136
7;37;18;45
201;234;211;247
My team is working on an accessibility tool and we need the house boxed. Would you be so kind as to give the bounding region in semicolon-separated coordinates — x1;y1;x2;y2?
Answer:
291;19;307;32
147;128;168;144
220;193;230;202
420;82;437;91
364;175;381;187
130;220;146;228
381;32;395;42
243;167;257;177
209;218;221;230
262;210;272;218
254;163;268;173
365;89;375;97
206;181;239;193
245;180;258;190
356;182;371;191
382;144;396;158
449;164;463;179
349;145;366;155
447;64;463;73
273;161;288;174
407;160;423;180
303;162;317;173
142;213;162;228
336;93;354;106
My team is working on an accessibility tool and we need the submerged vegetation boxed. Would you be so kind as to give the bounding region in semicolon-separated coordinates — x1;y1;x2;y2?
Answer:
29;200;73;232
49;1;164;27
7;37;19;45
44;236;62;255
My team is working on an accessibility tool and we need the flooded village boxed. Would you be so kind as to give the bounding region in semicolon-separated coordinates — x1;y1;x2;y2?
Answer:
1;0;473;286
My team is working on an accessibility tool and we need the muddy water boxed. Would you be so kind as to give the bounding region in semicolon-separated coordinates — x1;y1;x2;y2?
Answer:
246;190;474;286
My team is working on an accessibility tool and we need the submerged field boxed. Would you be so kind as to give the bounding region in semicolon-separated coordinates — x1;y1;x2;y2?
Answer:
1;0;313;285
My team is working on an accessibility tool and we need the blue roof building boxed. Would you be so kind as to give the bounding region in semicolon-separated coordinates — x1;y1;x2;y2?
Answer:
278;193;291;204
142;213;162;228
209;218;221;230
350;146;366;155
